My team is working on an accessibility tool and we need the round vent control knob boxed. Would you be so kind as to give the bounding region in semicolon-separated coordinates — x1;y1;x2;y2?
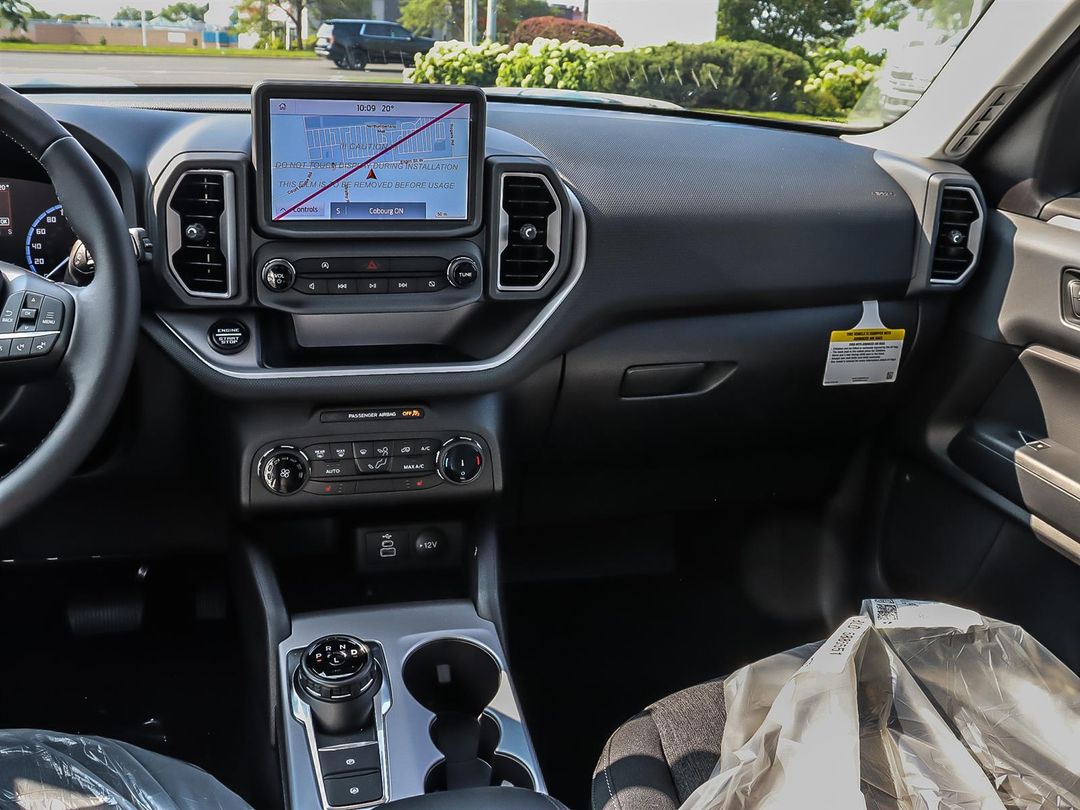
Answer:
518;222;539;241
261;259;295;292
446;256;480;289
184;222;207;242
437;437;484;484
259;447;308;495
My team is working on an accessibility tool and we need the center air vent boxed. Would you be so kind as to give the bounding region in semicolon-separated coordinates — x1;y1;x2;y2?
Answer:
166;169;236;298
498;173;562;291
930;185;983;285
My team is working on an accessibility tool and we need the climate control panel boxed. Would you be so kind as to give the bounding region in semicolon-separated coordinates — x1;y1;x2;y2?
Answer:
253;431;489;501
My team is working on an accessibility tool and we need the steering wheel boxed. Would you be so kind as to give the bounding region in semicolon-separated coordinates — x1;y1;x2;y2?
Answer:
0;85;139;530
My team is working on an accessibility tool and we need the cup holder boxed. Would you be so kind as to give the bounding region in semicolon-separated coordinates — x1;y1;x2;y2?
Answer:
403;639;535;793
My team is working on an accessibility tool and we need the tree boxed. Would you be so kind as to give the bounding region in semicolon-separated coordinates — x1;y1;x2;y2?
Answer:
0;0;29;30
399;0;549;40
113;5;154;19
308;0;371;23
159;1;209;20
858;0;980;34
269;0;309;47
715;0;858;55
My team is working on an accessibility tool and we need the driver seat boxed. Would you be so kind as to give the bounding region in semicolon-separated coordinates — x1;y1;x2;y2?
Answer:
0;730;252;809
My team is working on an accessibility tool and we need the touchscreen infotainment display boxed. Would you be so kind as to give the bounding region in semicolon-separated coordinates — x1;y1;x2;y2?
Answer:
266;96;473;223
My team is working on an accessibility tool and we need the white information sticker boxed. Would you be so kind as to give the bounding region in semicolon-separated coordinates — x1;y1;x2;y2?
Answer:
822;301;905;386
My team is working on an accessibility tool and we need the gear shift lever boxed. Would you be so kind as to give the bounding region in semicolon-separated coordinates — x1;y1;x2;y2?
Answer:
296;635;382;734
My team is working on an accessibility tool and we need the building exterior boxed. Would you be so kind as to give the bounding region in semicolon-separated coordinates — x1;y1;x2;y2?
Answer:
10;19;236;48
587;0;717;48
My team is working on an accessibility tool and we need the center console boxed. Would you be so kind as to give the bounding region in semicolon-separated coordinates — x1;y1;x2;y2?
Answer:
143;81;571;809
280;602;546;810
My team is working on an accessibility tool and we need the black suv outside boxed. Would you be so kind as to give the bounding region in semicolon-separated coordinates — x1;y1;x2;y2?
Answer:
314;19;435;69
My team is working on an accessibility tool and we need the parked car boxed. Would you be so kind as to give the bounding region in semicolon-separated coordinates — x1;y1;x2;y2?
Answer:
314;19;435;69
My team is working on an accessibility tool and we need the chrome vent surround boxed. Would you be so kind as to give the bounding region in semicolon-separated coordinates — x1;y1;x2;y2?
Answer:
166;169;236;298
930;185;983;285
497;173;562;291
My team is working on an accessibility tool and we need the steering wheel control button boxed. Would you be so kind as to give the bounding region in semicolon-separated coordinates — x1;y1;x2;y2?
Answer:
437;438;484;484
38;298;63;330
259;447;308;495
261;259;295;292
10;337;32;358
29;334;58;357
0;340;10;359
1;294;20;330
446;256;479;288
207;320;249;355
22;292;43;309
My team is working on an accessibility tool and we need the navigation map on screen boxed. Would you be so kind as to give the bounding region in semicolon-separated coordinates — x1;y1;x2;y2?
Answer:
268;97;472;222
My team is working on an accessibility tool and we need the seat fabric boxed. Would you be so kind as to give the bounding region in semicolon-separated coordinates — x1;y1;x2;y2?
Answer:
591;680;727;810
0;729;251;810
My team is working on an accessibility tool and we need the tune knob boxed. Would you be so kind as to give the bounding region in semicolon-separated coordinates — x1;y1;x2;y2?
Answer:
437;437;484;484
259;447;308;495
261;258;296;292
446;256;479;288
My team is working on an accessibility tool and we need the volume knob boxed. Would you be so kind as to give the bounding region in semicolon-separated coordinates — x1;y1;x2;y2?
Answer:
261;258;296;292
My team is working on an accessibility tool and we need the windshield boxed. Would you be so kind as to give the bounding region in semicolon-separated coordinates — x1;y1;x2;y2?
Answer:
0;0;988;128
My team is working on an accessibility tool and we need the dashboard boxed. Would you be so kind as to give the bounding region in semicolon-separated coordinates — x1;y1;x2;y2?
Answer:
0;82;986;523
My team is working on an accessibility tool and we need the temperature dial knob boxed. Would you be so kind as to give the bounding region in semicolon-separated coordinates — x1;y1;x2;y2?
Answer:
437;437;484;484
259;447;308;495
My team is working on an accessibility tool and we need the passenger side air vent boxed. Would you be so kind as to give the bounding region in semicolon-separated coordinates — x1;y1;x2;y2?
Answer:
930;185;983;285
166;169;236;298
497;173;562;291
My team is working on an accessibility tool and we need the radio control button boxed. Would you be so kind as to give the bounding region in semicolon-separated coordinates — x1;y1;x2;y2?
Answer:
358;278;387;294
419;276;448;292
387;278;416;294
329;279;357;295
296;277;327;294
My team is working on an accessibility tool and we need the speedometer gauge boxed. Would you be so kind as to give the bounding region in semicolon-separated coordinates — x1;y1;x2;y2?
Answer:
25;204;76;280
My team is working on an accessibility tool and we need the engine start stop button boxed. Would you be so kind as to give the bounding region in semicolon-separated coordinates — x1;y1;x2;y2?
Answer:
207;319;249;354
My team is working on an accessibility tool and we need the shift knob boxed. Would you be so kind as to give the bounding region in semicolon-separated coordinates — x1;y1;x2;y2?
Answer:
297;635;382;734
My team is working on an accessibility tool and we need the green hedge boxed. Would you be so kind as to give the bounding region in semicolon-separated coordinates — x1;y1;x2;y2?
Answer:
412;37;812;114
589;39;810;112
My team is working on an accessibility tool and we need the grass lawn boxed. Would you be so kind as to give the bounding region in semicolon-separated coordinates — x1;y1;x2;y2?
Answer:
0;41;319;58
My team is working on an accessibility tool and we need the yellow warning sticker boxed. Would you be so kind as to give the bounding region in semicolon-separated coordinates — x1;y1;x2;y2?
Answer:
823;302;905;386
